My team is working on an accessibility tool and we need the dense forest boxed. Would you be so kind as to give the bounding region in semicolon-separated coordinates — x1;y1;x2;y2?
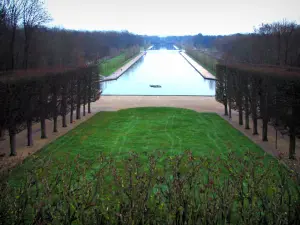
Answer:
0;0;143;72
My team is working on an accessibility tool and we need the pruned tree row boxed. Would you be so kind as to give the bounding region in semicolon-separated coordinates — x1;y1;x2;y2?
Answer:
216;63;300;159
0;65;101;156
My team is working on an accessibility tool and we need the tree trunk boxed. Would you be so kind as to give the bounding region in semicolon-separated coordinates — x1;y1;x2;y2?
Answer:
70;96;74;123
9;127;16;156
76;78;81;120
289;131;296;159
228;99;232;119
245;96;250;129
260;91;268;142
61;84;67;127
41;118;46;139
252;115;258;135
70;80;74;123
238;95;243;125
88;74;92;113
251;83;258;135
289;107;296;159
262;117;268;141
53;117;57;133
40;88;47;139
224;94;228;116
224;103;228;116
53;89;58;132
27;120;33;146
83;82;86;116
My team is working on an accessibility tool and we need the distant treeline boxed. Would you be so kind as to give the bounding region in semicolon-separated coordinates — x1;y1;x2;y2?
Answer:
191;20;300;68
0;0;143;72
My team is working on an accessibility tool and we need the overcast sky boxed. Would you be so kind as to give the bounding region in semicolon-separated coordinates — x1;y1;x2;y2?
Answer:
45;0;300;36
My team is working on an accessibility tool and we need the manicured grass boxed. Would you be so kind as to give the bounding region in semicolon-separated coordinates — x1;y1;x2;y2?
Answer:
99;53;139;76
9;107;274;185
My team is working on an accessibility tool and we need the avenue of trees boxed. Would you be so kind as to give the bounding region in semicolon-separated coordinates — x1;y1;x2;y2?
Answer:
0;65;101;156
190;20;300;160
216;63;300;159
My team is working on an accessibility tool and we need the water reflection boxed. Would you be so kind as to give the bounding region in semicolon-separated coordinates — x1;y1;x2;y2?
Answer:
102;50;215;96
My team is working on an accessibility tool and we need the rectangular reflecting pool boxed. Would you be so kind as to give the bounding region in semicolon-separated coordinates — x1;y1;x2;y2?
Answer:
101;49;215;96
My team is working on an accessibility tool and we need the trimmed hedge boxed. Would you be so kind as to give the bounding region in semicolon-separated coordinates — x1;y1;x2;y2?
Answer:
0;65;101;156
216;63;300;159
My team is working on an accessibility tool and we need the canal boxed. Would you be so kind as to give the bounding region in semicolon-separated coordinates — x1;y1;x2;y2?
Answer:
101;48;215;96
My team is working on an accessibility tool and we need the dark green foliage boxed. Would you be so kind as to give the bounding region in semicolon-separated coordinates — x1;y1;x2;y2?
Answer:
0;65;101;155
216;63;300;158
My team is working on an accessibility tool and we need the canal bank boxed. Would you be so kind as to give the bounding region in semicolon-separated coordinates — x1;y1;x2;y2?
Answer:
101;50;215;96
100;51;146;82
179;52;216;80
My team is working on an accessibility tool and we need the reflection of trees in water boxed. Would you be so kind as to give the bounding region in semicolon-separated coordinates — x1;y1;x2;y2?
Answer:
151;44;176;50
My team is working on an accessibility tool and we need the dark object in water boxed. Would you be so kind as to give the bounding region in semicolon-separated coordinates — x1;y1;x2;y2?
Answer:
150;85;162;88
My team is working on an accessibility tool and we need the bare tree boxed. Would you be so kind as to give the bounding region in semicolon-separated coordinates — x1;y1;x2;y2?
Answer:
280;19;296;65
22;0;51;69
5;0;22;70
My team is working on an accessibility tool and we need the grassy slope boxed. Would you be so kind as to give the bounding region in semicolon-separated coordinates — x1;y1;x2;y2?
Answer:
185;52;217;76
9;107;274;184
99;52;139;76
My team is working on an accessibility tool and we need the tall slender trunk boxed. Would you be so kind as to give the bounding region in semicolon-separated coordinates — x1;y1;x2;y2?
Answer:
245;96;250;129
62;84;67;127
41;118;46;139
223;93;228;116
9;126;16;156
252;115;258;135
83;80;86;116
40;88;47;139
238;94;243;125
70;96;74;123
76;77;81;120
27;119;33;146
260;91;268;141
289;127;296;159
228;100;232;119
53;117;57;133
251;84;258;135
289;107;296;159
88;74;92;113
224;103;228;116
53;88;58;132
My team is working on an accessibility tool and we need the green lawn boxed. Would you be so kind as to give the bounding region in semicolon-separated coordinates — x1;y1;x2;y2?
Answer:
9;107;274;184
5;107;299;224
99;52;139;76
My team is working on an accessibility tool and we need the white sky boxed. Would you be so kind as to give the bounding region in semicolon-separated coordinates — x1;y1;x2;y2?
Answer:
45;0;300;36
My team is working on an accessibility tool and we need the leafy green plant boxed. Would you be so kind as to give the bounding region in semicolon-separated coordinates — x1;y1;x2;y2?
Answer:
1;150;299;224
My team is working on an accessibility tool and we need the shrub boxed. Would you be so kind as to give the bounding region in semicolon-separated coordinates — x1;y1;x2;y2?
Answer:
1;150;299;224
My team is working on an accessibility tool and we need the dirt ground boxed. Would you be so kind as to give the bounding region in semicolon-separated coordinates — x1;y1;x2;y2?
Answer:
1;96;299;174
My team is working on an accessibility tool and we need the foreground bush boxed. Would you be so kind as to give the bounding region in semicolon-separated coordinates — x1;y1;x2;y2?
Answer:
1;150;299;225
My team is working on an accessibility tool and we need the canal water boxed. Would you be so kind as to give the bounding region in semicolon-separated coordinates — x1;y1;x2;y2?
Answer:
101;49;215;96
